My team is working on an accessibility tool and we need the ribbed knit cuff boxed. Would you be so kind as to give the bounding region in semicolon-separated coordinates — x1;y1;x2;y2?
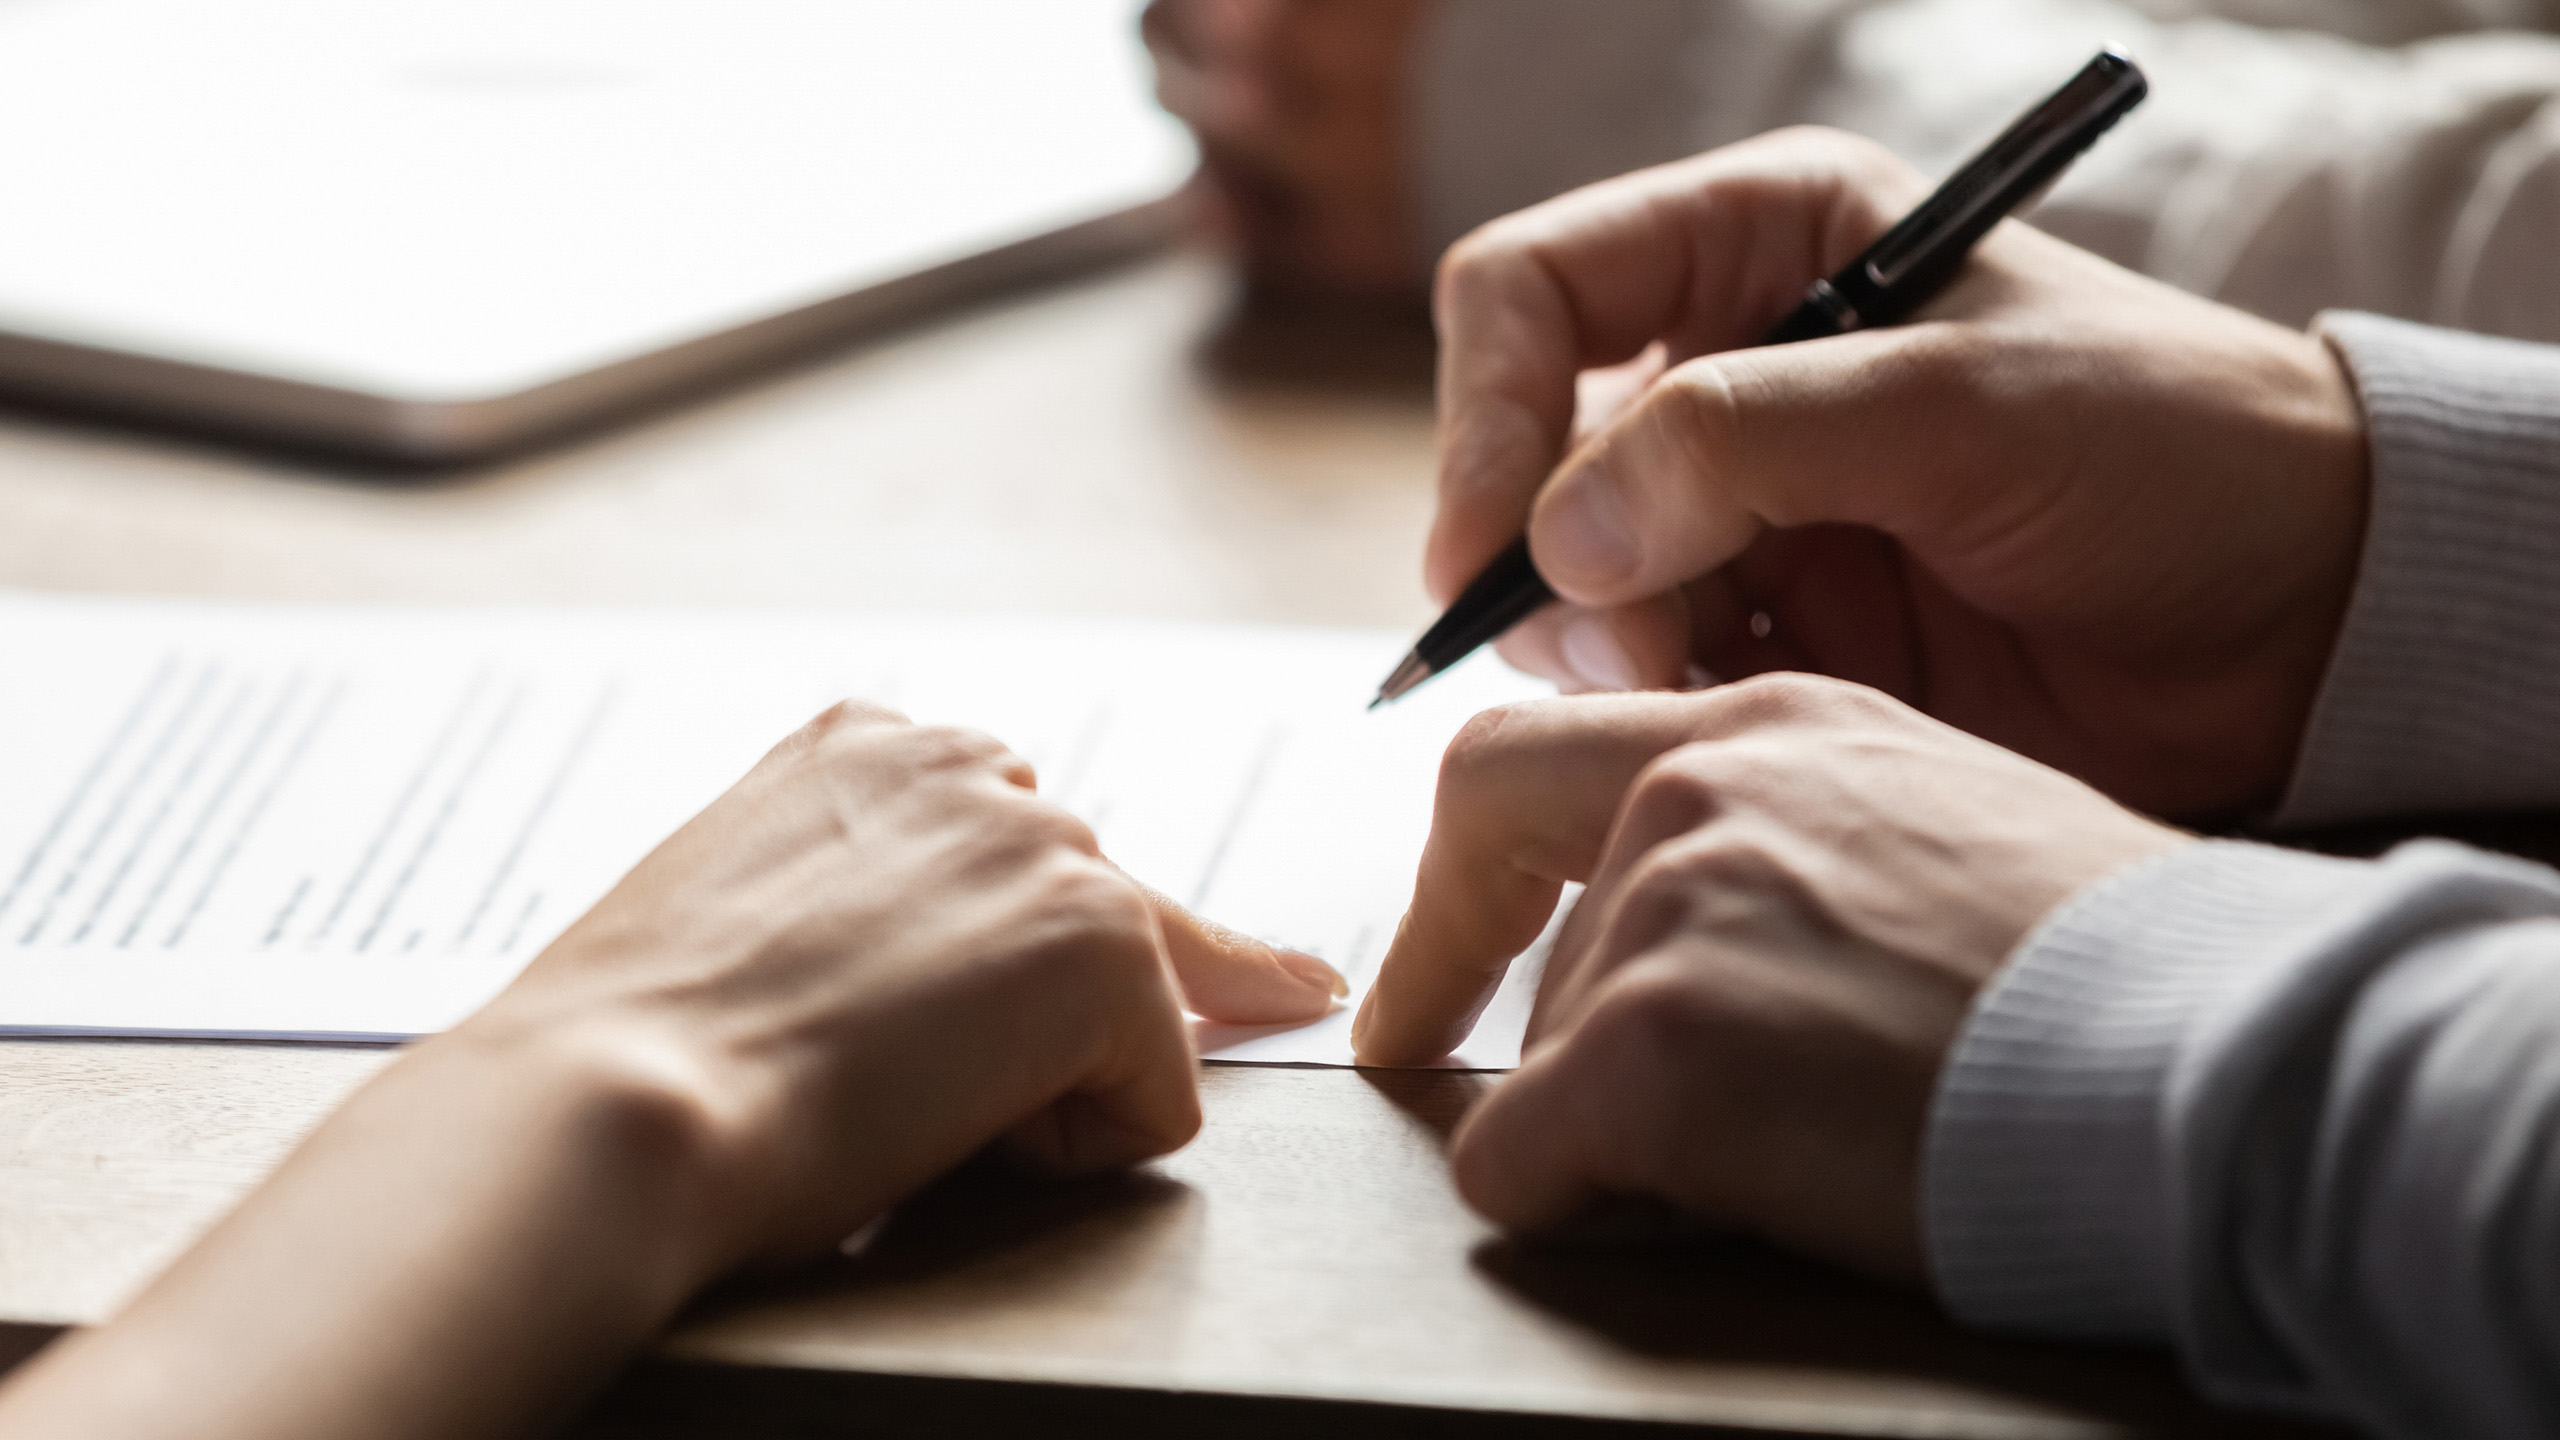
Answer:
1409;0;1845;264
2281;312;2560;827
1922;841;2373;1342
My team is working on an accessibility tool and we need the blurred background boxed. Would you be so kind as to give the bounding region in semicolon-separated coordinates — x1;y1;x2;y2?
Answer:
0;0;1442;630
5;0;2557;629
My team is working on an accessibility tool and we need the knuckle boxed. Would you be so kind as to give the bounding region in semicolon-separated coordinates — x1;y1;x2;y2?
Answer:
999;795;1102;859
1438;700;1535;786
1604;828;1819;966
1031;856;1154;943
1434;199;1593;326
1634;737;1738;796
1754;124;1928;220
1724;670;1839;716
1038;802;1103;853
805;697;890;728
832;723;1029;791
809;697;910;737
1587;961;1712;1043
1621;727;1814;834
1625;829;1796;910
1434;223;1520;309
1752;123;1890;168
1572;961;1731;1092
1019;858;1161;981
1584;360;1747;516
908;724;1018;771
1503;980;1707;1201
769;697;906;764
1571;956;1777;1149
1815;127;1919;194
1436;696;1588;801
1654;356;1744;459
1696;671;1878;732
1623;748;1727;829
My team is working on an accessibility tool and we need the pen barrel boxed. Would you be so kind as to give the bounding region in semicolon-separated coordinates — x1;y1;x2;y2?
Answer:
1769;49;2146;347
1761;284;1858;346
1414;539;1554;667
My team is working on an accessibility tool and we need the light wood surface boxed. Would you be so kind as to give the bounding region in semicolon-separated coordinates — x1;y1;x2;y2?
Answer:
0;254;1439;626
0;253;2333;1437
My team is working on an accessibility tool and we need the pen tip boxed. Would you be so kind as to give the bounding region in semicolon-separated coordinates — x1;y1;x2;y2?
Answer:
1371;652;1434;709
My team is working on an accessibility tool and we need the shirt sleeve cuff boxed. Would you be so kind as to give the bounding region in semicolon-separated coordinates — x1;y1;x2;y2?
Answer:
1921;840;2374;1343
2280;312;2560;827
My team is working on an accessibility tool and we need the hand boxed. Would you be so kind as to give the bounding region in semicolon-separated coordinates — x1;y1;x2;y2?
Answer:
455;698;1345;1270
1143;0;1433;295
1428;127;2369;820
1351;676;2187;1280
0;702;1341;1440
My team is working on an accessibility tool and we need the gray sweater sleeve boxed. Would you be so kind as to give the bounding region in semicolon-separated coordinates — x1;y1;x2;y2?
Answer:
1925;839;2560;1436
1922;314;2560;1435
2280;313;2560;826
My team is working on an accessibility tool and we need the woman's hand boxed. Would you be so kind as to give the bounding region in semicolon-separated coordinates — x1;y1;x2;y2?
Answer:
1352;677;2187;1280
0;701;1339;1440
471;698;1343;1268
1430;127;2369;820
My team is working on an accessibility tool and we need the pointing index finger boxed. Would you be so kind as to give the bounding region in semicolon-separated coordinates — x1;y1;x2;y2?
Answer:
1136;879;1347;1026
1349;693;1728;1067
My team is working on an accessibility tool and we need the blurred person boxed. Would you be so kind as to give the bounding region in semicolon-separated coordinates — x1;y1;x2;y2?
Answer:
0;702;1342;1440
1146;0;2560;341
1352;125;2560;1439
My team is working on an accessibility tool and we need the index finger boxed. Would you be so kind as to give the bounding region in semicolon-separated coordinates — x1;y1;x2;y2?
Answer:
1134;878;1349;1025
1349;692;1725;1067
1425;128;1921;604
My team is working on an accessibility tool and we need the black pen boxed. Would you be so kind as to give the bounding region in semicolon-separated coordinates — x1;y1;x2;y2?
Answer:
1371;48;2147;708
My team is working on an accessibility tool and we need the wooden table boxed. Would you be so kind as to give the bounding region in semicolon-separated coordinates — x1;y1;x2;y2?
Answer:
0;253;2336;1438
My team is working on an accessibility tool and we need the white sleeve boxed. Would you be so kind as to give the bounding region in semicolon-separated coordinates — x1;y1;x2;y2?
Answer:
1811;0;2560;342
1408;0;1867;261
1410;0;2560;343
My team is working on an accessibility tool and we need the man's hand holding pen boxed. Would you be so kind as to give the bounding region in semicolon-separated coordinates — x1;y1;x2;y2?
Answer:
1373;51;2148;710
1426;126;2367;821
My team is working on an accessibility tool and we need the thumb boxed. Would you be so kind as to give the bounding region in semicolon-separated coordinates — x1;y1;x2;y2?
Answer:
1525;320;2018;609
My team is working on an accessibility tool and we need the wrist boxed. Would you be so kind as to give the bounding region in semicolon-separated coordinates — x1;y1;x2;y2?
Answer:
2258;326;2369;794
0;1005;765;1440
447;894;834;1280
417;1005;768;1292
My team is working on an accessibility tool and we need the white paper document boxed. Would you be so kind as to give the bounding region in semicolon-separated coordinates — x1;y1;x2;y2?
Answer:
0;594;1555;1067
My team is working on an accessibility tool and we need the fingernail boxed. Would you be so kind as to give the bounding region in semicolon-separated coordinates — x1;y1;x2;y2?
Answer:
1561;614;1641;691
1544;464;1640;586
1279;950;1350;1000
1349;988;1378;1048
